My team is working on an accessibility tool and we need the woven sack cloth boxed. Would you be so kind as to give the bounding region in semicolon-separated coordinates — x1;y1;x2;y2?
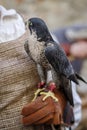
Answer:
0;31;41;130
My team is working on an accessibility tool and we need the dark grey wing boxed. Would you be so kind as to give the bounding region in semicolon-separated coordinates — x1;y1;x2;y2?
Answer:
45;43;75;106
45;44;72;76
45;43;78;84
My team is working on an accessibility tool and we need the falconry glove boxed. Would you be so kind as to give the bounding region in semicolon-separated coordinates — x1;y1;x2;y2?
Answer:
21;90;74;126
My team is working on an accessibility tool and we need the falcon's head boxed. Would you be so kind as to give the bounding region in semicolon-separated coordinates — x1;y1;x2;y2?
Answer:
28;17;53;42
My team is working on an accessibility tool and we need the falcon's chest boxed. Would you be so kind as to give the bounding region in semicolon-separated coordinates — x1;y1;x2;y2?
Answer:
29;36;45;63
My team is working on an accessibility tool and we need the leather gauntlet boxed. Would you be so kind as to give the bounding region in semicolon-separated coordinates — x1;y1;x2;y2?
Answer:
21;90;74;126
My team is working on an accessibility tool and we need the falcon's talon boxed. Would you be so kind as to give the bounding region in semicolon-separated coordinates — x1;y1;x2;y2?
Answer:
40;91;58;102
37;81;46;88
32;88;45;101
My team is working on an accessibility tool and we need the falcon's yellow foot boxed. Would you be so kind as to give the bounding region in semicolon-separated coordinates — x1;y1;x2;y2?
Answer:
40;91;58;102
32;88;45;101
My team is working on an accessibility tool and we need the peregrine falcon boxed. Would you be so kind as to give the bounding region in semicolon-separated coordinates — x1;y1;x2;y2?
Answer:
24;17;87;106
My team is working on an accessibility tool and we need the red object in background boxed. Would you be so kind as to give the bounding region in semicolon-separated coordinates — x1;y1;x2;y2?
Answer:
61;43;71;56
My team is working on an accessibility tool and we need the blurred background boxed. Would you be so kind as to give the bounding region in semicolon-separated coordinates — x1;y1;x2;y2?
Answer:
0;0;87;129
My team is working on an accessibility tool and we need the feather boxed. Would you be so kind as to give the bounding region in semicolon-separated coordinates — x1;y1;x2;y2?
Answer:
45;43;75;106
75;73;87;84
